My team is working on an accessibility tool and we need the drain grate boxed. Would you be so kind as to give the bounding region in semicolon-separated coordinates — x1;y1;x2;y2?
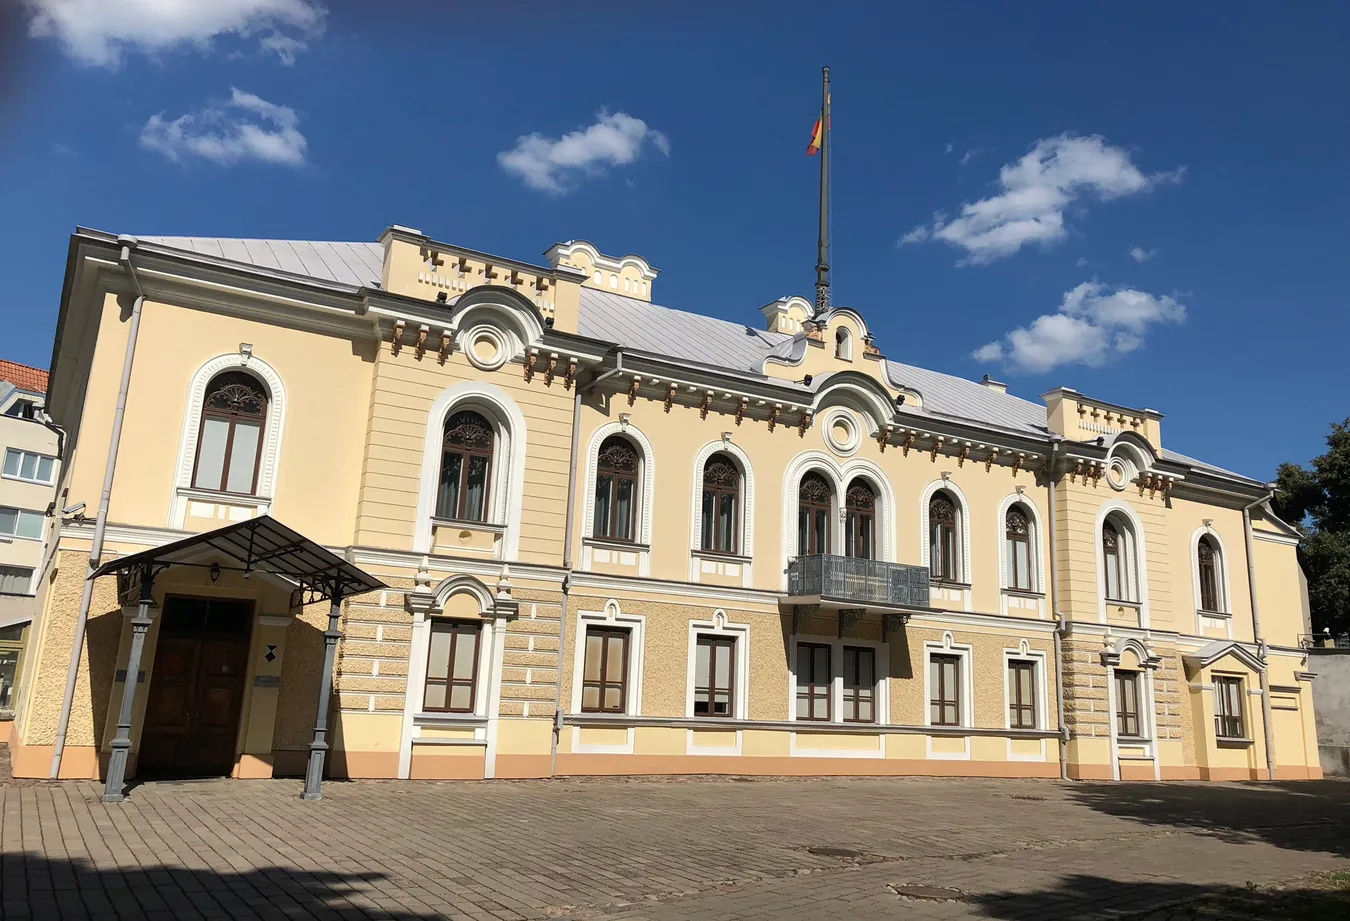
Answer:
891;884;964;901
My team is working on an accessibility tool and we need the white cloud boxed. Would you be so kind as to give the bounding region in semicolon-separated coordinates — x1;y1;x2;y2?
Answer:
959;146;983;165
972;281;1186;374
140;88;307;166
901;134;1181;264
944;142;954;155
24;0;326;67
1075;256;1089;267
497;110;670;195
1129;246;1157;262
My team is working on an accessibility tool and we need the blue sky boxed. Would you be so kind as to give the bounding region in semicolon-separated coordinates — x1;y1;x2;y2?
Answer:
0;1;1345;481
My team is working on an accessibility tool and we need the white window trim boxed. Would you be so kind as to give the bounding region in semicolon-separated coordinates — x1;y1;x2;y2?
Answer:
0;506;45;542
684;611;750;755
1105;640;1159;781
996;493;1047;619
168;353;287;528
413;381;527;558
1211;672;1251;741
787;631;889;758
1096;501;1150;626
581;422;655;575
834;328;853;361
687;441;756;585
1190;524;1234;637
920;478;973;612
1;448;57;486
780;451;897;580
923;632;974;760
0;564;36;595
1002;640;1050;762
570;600;646;754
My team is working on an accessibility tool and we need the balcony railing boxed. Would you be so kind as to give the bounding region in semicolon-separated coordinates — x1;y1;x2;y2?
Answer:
787;554;931;608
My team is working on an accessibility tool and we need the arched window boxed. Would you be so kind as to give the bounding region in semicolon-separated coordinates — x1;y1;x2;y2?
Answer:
700;454;740;554
594;436;640;541
835;327;852;360
929;493;959;581
1198;536;1222;612
436;411;494;521
797;472;833;555
844;479;875;560
191;371;268;495
1102;518;1139;602
1006;506;1033;590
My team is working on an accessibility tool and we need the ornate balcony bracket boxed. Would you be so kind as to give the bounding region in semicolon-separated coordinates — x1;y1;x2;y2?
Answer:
837;608;865;637
792;603;820;634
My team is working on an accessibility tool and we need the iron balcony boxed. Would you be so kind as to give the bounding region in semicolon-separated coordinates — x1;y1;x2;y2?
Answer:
786;554;931;609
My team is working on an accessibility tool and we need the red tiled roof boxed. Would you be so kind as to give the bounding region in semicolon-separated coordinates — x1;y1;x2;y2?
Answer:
0;359;49;395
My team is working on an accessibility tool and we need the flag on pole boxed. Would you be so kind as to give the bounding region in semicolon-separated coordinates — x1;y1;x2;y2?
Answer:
806;95;830;155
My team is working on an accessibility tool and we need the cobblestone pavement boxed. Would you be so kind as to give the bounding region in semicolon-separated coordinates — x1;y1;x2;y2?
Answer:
1;768;1347;920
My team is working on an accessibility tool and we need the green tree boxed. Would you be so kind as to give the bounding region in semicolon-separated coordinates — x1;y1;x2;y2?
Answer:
1274;419;1350;636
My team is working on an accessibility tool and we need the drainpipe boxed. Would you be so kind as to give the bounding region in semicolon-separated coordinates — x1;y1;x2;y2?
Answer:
50;236;146;780
1046;436;1070;780
550;350;622;776
1243;493;1277;781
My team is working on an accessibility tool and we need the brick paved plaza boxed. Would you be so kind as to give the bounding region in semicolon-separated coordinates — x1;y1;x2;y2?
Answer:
1;765;1347;920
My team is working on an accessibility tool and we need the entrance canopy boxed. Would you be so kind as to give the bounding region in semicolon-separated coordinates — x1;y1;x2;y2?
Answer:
91;515;385;608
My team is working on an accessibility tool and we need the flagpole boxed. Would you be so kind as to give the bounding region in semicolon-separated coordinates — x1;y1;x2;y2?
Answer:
815;65;831;310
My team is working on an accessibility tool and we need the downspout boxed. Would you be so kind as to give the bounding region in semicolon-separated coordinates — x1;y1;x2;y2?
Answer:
50;236;146;779
1046;436;1070;780
1243;493;1277;781
551;349;623;776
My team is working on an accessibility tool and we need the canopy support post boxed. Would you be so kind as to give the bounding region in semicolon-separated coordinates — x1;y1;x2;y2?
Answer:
103;564;159;803
303;586;344;800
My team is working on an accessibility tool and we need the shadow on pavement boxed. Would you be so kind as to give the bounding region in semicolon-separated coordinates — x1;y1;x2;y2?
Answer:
1067;780;1350;859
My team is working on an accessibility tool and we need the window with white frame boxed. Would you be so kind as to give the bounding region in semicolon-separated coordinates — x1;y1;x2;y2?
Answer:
0;565;34;595
795;642;832;720
693;635;735;717
1102;516;1140;603
1214;675;1246;739
924;637;973;728
1197;536;1224;613
699;454;741;554
2;449;55;485
929;491;961;581
191;371;269;495
1114;670;1145;738
436;411;494;522
423;619;482;712
581;626;631;713
593;435;641;542
842;646;876;723
0;507;43;541
1004;505;1034;591
1006;659;1038;729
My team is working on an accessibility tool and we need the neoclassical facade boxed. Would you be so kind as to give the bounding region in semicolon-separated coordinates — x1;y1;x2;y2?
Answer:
7;226;1321;783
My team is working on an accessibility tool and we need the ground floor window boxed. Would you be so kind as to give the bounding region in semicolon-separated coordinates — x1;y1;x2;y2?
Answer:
694;635;735;717
795;643;831;721
842;646;875;723
1007;659;1037;729
929;654;962;726
582;627;630;713
1214;675;1246;739
1115;670;1143;738
424;619;481;712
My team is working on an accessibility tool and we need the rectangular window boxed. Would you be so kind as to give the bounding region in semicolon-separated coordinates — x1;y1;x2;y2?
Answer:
0;507;43;541
842;646;876;723
2;449;56;485
582;627;629;713
1007;659;1037;729
1214;676;1246;739
795;642;831;720
423;620;481;712
694;635;735;717
1115;671;1143;738
929;653;962;726
0;565;34;595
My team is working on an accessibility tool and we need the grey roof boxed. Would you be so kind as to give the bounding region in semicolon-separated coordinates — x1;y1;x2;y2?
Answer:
138;236;383;288
126;233;1255;485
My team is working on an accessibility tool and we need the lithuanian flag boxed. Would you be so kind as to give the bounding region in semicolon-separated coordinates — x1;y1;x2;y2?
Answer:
806;96;830;155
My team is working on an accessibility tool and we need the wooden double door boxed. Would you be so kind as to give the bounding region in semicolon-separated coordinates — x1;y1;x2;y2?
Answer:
139;597;254;778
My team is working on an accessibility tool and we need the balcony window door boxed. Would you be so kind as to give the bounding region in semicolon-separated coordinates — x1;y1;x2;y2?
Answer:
1006;507;1033;590
1198;536;1222;612
594;436;640;542
797;472;832;556
700;455;740;554
191;372;268;495
436;411;494;522
844;479;875;560
929;493;959;581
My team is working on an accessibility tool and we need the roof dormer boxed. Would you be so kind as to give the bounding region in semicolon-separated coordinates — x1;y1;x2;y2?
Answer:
545;240;658;301
760;296;814;334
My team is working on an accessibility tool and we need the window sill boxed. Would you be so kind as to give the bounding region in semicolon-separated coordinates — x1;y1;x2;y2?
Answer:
430;517;506;535
583;536;651;552
1002;588;1046;599
177;486;272;504
691;548;752;563
1215;735;1253;746
413;712;488;727
931;580;972;591
1105;598;1142;608
1117;736;1152;744
1197;608;1231;618
1;474;56;487
0;592;36;599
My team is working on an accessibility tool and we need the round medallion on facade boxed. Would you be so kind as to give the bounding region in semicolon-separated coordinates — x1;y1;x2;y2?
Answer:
822;408;862;456
463;326;509;371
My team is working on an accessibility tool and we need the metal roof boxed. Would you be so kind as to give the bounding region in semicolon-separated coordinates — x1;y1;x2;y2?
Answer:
118;233;1256;485
91;516;385;606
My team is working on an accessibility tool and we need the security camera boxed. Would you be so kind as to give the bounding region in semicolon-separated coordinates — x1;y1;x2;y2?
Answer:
62;502;86;516
895;395;906;407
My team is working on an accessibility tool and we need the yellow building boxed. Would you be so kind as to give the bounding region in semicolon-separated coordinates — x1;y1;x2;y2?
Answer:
7;226;1322;787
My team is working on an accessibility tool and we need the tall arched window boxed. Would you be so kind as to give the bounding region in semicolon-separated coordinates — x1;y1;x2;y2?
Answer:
1198;536;1222;612
1006;506;1033;590
797;472;833;555
436;411;494;521
929;493;959;581
700;454;740;554
594;436;639;541
191;371;268;495
835;327;852;360
844;479;875;560
1102;518;1141;603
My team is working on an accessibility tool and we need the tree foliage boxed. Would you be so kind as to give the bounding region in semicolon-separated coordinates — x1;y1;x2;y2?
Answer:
1274;419;1350;636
